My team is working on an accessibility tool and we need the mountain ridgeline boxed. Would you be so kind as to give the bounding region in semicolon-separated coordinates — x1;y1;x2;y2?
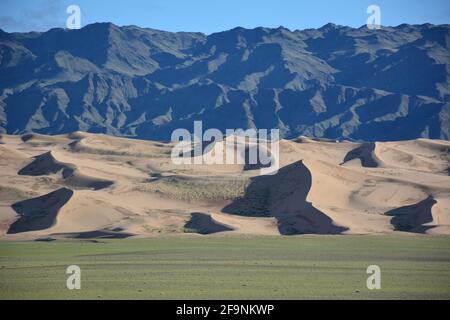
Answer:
0;22;449;141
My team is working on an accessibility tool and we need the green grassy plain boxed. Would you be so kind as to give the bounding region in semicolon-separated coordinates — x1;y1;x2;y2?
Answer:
0;235;449;299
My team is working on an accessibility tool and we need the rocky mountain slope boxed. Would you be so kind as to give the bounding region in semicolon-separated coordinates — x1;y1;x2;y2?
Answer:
0;22;449;141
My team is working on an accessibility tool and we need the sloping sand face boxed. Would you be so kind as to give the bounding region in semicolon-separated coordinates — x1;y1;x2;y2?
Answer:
18;150;114;190
185;213;234;234
0;133;449;238
8;188;74;234
223;161;349;235
18;151;69;176
341;142;381;168
384;196;436;233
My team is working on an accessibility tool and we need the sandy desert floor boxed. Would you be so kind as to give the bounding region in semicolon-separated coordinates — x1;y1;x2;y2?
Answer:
0;132;449;239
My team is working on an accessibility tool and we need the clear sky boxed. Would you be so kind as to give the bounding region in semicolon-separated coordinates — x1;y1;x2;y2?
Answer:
1;0;449;34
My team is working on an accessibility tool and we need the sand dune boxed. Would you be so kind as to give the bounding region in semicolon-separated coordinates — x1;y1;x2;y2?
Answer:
384;196;436;233
18;150;114;190
185;213;234;234
0;132;449;239
8;188;74;234
341;142;382;168
223;161;349;234
62;170;114;191
18;151;71;176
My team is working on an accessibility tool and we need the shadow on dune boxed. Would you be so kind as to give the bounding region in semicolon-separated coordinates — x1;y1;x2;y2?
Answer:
18;151;69;176
222;161;348;235
385;196;436;233
184;212;234;235
180;140;217;158
61;168;114;190
18;151;114;190
179;139;272;171
341;142;378;167
20;134;35;142
242;145;272;171
8;188;74;234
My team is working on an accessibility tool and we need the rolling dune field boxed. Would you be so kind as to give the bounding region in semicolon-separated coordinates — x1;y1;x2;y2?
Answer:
0;132;449;239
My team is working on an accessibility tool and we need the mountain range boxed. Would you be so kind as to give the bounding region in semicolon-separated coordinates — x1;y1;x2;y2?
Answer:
0;22;449;141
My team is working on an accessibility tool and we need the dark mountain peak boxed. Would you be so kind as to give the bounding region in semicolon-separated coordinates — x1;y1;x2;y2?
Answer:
318;23;343;32
267;26;295;37
419;23;435;28
213;26;269;36
396;23;415;28
389;23;426;33
273;25;291;32
80;22;122;40
207;26;270;50
229;26;246;33
82;22;119;31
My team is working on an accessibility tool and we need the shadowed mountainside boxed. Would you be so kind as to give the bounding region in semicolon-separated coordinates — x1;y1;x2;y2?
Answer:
0;23;449;141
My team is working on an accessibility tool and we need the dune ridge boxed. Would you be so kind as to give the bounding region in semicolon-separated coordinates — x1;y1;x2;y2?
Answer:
18;150;114;191
8;188;74;234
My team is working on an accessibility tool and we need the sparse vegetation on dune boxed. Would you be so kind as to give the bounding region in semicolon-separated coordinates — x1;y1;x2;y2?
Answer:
135;176;250;201
69;141;172;158
0;186;40;202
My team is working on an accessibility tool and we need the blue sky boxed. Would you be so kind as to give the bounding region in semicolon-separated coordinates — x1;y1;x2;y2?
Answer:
1;0;449;34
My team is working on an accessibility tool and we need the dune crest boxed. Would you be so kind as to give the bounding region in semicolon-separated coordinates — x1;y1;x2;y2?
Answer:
18;151;71;176
341;143;382;168
18;151;114;191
